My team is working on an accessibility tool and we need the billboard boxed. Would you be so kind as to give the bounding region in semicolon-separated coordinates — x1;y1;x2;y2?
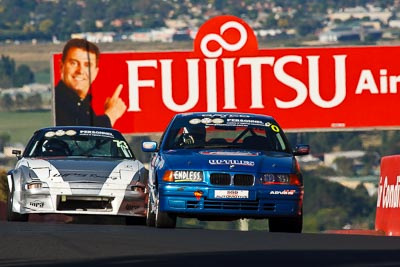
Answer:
52;15;400;134
376;155;400;236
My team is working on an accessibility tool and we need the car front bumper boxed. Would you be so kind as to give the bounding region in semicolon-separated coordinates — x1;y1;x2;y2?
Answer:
14;185;146;217
157;184;303;219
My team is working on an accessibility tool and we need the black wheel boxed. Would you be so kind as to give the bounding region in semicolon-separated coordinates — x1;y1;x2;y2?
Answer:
146;196;156;227
7;184;28;222
155;193;176;228
268;214;302;233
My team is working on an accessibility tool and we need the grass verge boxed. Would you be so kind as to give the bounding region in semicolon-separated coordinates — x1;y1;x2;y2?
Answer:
1;110;52;144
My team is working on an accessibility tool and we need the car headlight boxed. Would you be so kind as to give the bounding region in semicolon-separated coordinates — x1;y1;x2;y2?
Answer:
162;170;203;182
25;182;49;190
260;173;301;185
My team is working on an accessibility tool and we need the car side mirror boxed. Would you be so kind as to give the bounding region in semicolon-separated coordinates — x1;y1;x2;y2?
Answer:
142;141;158;152
12;149;22;159
293;144;310;156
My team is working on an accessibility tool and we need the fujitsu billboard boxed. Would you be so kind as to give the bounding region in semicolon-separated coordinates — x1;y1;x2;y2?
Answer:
52;15;400;134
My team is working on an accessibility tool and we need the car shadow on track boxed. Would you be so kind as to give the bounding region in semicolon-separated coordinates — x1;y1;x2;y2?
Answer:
3;250;400;267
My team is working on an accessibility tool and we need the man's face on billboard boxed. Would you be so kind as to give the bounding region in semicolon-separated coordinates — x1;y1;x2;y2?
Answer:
60;47;99;99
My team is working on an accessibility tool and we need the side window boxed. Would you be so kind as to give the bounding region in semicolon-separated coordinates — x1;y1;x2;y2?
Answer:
173;128;185;145
164;127;184;149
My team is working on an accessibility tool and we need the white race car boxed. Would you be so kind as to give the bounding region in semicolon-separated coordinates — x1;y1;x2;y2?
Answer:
7;126;148;224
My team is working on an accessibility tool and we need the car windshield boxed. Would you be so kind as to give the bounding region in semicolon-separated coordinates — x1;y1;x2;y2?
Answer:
162;114;291;153
25;129;134;159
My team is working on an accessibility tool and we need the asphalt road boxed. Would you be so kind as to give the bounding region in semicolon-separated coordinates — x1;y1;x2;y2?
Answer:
0;219;399;267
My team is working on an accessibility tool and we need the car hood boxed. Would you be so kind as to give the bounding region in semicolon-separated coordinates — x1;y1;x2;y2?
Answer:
24;157;141;183
162;149;294;173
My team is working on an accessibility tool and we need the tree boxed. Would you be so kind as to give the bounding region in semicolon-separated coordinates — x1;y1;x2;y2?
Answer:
277;18;290;28
0;55;15;88
296;21;318;37
0;74;13;89
26;93;43;110
14;64;34;87
311;208;348;231
0;56;34;88
0;93;14;111
14;92;24;109
303;173;376;232
263;13;278;28
0;132;10;151
214;0;225;11
334;156;356;176
38;19;54;34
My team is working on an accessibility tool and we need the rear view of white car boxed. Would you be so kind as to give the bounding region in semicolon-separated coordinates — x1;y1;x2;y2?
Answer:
7;126;148;225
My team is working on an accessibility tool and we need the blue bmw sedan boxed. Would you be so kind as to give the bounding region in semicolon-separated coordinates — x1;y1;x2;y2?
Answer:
142;112;309;232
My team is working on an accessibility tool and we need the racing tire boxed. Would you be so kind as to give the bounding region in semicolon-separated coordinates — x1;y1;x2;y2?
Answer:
146;198;156;227
268;214;302;233
7;185;29;222
155;194;176;228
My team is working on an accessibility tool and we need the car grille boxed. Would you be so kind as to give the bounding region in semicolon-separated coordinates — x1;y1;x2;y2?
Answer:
210;173;254;186
187;200;275;211
57;196;113;211
233;174;254;186
210;173;230;185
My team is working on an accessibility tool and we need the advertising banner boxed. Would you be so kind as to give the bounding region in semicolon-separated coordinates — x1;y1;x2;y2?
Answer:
376;155;400;236
52;15;400;134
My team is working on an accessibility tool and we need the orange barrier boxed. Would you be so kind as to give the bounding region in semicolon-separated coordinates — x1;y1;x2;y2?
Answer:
375;155;400;236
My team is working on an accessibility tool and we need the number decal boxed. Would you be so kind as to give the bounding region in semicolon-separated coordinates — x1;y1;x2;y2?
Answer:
271;125;280;132
113;140;129;149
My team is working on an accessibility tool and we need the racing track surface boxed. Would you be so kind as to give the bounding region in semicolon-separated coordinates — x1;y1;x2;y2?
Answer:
1;219;400;267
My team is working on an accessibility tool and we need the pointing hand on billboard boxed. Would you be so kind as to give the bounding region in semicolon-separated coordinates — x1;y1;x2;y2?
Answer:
104;84;127;126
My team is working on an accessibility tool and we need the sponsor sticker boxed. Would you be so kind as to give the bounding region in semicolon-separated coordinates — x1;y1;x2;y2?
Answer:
29;200;45;208
80;130;115;138
226;118;264;126
55;130;66;136
65;130;77;136
265;122;280;132
212;118;224;124
200;151;258;156
377;176;400;208
189;118;202;125
45;130;77;137
113;140;129;149
173;170;203;182
209;159;255;166
44;131;56;137
269;189;296;195
214;190;249;199
189;117;225;125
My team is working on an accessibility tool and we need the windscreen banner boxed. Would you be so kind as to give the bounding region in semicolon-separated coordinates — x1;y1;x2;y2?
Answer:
52;15;400;134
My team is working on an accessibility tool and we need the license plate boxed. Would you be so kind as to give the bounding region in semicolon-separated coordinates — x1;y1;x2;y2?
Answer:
214;190;249;199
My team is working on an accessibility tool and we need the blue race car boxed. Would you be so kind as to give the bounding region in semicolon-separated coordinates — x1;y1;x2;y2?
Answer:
142;112;309;232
